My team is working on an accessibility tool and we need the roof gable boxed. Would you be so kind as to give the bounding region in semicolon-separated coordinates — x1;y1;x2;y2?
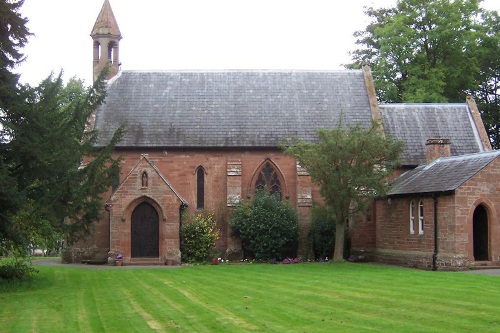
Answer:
380;104;483;166
388;150;500;196
109;155;188;206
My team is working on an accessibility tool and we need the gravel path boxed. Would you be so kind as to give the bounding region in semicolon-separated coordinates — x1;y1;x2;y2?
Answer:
32;257;180;270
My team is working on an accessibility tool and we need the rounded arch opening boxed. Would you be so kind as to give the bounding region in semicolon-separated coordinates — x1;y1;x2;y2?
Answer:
473;204;489;261
93;41;101;62
123;195;166;222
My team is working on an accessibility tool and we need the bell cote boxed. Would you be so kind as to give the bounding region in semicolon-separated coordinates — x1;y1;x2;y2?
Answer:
91;0;122;81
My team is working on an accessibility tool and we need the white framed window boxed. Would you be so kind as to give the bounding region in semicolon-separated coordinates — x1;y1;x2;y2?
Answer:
418;200;424;234
410;200;415;234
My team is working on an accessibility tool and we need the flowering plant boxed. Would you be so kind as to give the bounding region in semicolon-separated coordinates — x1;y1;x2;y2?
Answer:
282;257;301;264
116;253;123;260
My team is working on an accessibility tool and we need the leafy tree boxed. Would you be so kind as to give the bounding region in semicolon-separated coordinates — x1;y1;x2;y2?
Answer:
348;0;500;147
474;10;500;148
230;190;299;261
0;0;31;112
0;72;125;253
0;0;31;246
0;0;124;258
284;123;403;261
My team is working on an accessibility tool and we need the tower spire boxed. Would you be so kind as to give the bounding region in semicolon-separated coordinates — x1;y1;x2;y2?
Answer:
91;0;122;81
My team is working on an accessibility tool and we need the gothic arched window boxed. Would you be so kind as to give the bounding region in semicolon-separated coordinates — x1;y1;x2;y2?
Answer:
254;162;282;200
197;167;205;209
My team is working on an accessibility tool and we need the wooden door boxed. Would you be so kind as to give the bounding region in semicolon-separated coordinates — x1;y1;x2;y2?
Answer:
131;202;159;257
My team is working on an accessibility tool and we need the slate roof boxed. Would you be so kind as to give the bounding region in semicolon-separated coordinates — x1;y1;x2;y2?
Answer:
380;104;484;166
93;70;374;148
388;150;500;196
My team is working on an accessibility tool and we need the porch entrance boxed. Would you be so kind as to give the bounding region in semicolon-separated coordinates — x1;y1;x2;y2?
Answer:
131;202;159;258
473;205;489;261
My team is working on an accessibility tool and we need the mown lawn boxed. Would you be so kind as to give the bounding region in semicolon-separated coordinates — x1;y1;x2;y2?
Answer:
0;262;499;332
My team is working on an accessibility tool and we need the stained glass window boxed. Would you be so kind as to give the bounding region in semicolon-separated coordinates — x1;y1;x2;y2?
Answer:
254;162;282;200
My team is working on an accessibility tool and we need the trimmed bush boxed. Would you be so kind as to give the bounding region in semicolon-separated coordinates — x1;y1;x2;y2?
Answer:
230;190;299;261
309;205;335;260
0;257;38;280
309;204;352;260
181;211;219;263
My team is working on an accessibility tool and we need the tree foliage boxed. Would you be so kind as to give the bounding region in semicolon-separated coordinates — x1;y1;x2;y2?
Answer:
230;190;299;261
0;0;124;265
0;0;31;112
348;0;500;147
284;123;403;261
0;72;125;253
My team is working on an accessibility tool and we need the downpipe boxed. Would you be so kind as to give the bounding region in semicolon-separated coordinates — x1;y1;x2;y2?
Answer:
432;193;438;271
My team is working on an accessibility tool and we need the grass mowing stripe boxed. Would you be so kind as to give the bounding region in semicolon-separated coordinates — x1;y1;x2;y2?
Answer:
162;269;261;332
87;271;123;333
123;270;203;331
2;262;500;332
121;270;220;332
180;265;366;331
158;266;286;331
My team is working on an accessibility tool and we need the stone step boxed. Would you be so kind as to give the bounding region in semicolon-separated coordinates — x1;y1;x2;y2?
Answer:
127;257;165;266
473;261;500;269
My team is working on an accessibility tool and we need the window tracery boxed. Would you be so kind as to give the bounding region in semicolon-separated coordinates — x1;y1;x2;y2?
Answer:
254;162;282;200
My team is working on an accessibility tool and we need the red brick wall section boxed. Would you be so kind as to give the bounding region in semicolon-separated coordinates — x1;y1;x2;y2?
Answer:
349;201;376;261
66;149;315;263
457;158;500;264
65;151;500;268
374;157;500;270
107;155;183;264
374;194;464;269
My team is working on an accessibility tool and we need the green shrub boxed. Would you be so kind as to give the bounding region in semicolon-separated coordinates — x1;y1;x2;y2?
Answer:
309;204;352;260
230;190;299;261
181;211;219;263
0;257;38;280
309;205;335;260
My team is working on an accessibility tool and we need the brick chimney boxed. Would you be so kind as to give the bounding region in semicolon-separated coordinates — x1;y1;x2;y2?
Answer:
426;139;451;163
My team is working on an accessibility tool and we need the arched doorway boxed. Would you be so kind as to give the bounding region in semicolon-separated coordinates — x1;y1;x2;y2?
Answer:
473;205;489;261
131;202;159;258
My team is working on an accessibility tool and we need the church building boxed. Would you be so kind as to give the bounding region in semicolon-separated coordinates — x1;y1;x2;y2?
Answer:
64;0;500;270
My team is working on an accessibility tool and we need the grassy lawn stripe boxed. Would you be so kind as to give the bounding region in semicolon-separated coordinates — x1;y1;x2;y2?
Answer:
2;262;500;332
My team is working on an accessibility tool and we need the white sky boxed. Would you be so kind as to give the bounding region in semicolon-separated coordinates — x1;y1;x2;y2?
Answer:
15;0;500;86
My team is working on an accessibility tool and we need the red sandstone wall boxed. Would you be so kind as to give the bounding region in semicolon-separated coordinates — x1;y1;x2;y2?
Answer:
374;158;500;269
349;201;376;259
455;158;500;264
66;148;319;262
111;150;299;215
374;194;462;269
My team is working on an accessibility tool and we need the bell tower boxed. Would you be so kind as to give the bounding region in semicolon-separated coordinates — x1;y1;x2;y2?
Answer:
91;0;122;82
